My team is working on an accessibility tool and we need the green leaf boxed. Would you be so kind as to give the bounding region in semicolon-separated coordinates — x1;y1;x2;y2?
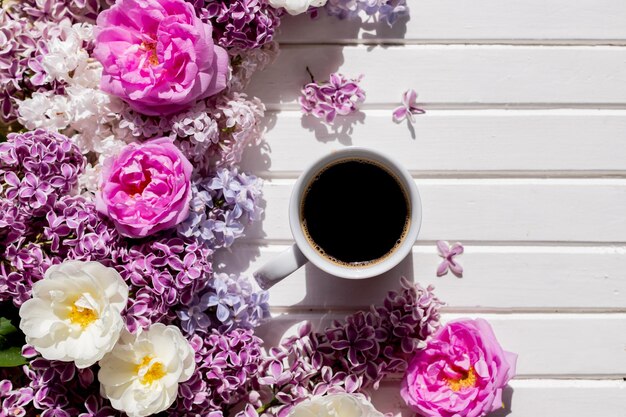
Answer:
0;317;18;337
0;346;26;367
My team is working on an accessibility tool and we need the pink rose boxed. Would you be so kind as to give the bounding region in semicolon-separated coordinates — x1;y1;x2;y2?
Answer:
401;319;517;417
96;138;192;238
93;0;229;116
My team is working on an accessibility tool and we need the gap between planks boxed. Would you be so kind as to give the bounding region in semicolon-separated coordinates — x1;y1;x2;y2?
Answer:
268;307;626;315
263;103;626;111
278;40;626;47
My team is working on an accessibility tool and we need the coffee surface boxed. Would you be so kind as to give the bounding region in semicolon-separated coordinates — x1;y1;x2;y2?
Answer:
301;159;409;266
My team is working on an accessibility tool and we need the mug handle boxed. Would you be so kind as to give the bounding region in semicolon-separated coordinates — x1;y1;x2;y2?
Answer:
253;244;308;290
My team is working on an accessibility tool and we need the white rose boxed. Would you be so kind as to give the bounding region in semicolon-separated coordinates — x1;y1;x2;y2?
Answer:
289;393;385;417
268;0;327;15
19;261;129;368
98;324;196;417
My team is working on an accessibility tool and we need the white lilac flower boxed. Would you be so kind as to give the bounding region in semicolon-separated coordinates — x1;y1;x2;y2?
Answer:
269;0;327;16
18;260;129;368
41;24;90;83
18;92;71;131
98;323;196;417
170;101;220;145
289;393;385;417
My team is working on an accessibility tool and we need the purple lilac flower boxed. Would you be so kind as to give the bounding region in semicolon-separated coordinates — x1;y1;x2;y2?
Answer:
201;0;282;50
436;240;464;277
0;378;34;417
177;273;270;334
0;241;56;307
0;129;84;218
0;196;117;307
392;89;425;124
177;168;263;249
170;329;265;416
119;93;265;172
324;0;409;27
44;195;121;262
5;0;113;24
300;72;366;123
115;235;214;332
23;356;120;417
0;198;27;246
252;278;443;416
0;11;68;123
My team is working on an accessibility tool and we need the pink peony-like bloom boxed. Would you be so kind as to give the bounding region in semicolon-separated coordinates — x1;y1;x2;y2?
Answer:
93;0;229;116
401;318;517;417
96;137;193;238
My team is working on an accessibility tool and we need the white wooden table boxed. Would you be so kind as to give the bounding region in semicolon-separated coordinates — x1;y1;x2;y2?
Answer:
236;2;626;415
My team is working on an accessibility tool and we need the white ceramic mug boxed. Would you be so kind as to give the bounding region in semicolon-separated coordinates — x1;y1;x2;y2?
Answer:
253;147;422;289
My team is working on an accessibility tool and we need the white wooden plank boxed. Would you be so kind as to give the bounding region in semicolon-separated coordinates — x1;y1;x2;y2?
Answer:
217;244;626;309
278;0;626;43
243;110;626;175
245;46;626;108
255;313;626;377
366;380;626;417
243;179;626;243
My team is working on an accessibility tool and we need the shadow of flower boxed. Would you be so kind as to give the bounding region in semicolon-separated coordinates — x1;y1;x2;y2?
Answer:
300;112;366;144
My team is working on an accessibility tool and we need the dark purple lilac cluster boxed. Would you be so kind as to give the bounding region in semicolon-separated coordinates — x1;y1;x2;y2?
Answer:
201;0;281;50
170;328;265;416
252;278;443;417
0;375;33;417
115;236;214;332
0;130;85;306
20;346;121;417
0;129;84;220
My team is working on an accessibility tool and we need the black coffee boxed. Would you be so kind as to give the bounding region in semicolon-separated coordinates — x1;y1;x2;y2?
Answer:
301;159;410;266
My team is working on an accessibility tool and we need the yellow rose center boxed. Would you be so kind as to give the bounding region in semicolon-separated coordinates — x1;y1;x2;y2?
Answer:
68;303;98;328
446;367;477;392
136;356;167;385
141;41;159;66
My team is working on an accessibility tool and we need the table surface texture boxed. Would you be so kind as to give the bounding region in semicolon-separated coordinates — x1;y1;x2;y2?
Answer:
233;2;626;415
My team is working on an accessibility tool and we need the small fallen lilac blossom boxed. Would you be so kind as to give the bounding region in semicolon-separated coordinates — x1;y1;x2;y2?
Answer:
436;240;464;277
392;89;425;124
299;71;366;123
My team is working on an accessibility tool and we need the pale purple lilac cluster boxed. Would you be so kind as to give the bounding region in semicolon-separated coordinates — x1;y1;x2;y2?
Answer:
251;278;443;417
0;6;87;123
199;0;282;50
118;93;265;173
300;73;366;123
4;0;112;24
177;273;270;334
177;168;263;249
325;0;409;26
